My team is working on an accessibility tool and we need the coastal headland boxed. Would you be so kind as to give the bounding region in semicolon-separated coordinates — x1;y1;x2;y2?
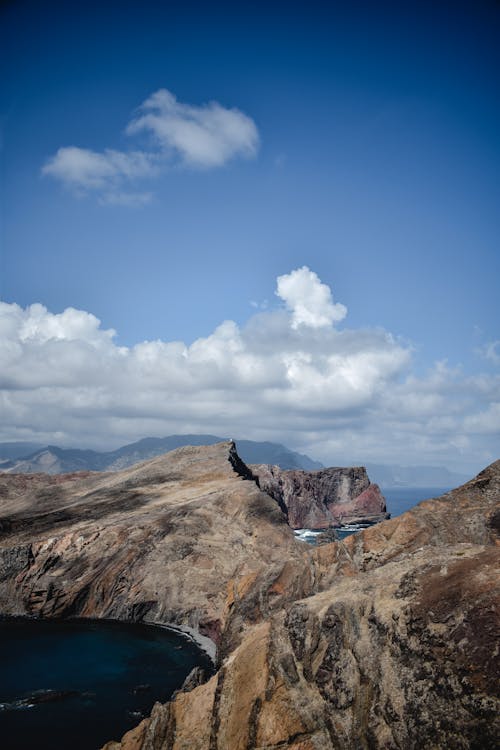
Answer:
0;443;498;748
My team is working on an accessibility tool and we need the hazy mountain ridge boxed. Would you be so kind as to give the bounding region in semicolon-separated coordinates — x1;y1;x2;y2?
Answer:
365;462;469;488
0;438;469;486
0;435;323;474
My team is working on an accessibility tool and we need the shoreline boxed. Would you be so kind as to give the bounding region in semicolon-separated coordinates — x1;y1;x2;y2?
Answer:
144;620;217;663
0;613;217;664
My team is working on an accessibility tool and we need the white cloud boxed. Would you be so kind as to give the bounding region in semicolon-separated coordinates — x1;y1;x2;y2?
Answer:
42;90;259;202
0;269;498;474
276;266;347;329
42;147;157;194
127;89;259;168
464;402;500;433
0;302;115;346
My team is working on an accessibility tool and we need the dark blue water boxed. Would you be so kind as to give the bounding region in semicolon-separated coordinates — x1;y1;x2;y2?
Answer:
382;486;451;518
0;618;213;750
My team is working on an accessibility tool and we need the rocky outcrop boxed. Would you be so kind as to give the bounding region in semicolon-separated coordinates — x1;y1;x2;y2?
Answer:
105;459;500;750
252;464;389;528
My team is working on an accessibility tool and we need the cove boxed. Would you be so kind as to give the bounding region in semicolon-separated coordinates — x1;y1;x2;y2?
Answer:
0;618;214;750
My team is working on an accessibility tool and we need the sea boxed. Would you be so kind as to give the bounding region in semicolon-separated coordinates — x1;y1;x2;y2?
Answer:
0;618;213;750
382;486;451;518
294;487;452;543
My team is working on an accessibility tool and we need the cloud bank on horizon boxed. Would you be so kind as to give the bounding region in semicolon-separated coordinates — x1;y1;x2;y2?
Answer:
0;267;497;472
42;89;259;204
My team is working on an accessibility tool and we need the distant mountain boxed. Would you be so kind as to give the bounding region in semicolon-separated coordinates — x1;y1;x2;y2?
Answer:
0;442;45;461
0;435;323;474
365;463;469;489
0;439;470;487
0;445;109;474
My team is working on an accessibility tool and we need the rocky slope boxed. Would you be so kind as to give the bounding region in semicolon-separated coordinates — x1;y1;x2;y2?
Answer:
0;445;498;749
0;442;304;647
253;464;389;528
104;460;500;750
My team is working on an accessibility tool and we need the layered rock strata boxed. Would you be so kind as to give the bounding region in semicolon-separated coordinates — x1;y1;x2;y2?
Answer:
105;460;500;750
252;464;389;528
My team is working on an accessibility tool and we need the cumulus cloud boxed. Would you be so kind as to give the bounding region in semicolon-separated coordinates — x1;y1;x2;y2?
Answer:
127;89;259;168
0;269;498;473
276;266;347;328
42;90;259;202
2;302;115;345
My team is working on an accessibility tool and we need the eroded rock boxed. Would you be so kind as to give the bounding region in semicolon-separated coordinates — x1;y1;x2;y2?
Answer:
106;460;499;750
253;463;389;528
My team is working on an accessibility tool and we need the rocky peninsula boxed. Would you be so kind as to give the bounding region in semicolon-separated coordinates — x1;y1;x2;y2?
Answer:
0;443;498;748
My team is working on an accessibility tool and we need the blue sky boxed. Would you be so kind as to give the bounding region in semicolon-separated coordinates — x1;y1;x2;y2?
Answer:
1;0;499;473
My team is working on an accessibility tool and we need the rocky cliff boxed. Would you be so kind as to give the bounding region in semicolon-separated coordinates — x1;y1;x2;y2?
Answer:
252;464;389;528
0;445;498;749
0;442;303;647
104;459;500;750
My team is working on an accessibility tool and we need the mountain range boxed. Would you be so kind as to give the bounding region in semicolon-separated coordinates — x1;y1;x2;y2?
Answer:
0;435;322;474
0;436;469;487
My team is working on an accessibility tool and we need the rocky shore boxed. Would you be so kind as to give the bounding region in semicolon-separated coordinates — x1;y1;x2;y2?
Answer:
0;443;498;748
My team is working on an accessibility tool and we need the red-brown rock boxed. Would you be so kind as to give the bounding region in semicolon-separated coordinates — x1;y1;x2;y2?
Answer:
252;464;389;528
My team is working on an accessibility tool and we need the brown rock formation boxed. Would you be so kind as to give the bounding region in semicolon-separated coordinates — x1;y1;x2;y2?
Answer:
105;460;500;750
0;442;303;648
252;464;389;528
1;444;499;749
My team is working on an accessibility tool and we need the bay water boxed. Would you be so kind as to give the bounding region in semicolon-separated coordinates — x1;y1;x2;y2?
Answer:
0;618;213;750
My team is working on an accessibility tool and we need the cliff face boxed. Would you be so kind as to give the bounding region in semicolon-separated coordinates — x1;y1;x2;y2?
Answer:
252;464;389;528
104;460;500;750
0;442;303;646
